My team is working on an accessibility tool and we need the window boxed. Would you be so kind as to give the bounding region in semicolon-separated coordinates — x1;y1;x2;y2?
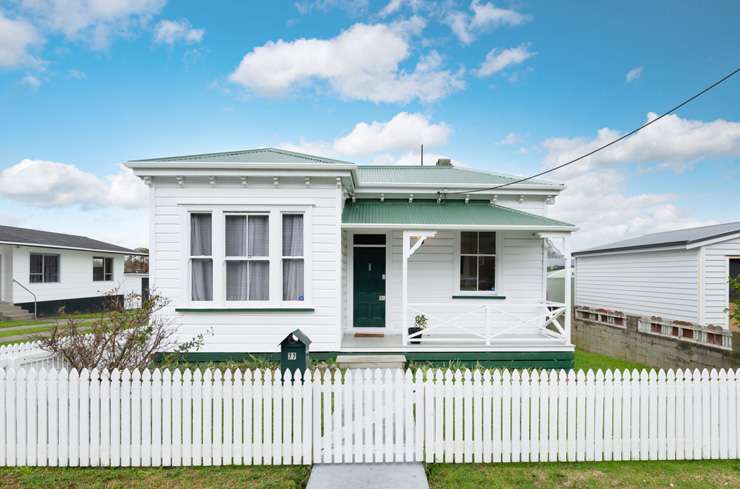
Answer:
190;213;213;301
30;253;59;283
93;257;113;281
459;232;496;292
225;214;269;301
282;214;304;301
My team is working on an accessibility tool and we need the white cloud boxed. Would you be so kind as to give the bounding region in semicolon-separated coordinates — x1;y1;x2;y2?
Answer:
228;21;464;103
446;1;529;44
21;74;41;87
334;112;451;155
497;132;521;145
153;19;205;45
281;111;451;161
0;160;147;209
626;66;643;82
19;0;165;49
377;0;404;17
475;44;535;77
0;12;43;68
543;113;740;174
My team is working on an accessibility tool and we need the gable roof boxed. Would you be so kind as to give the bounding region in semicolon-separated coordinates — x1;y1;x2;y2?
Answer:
0;225;144;255
356;165;560;188
573;221;740;256
129;147;354;166
342;200;575;230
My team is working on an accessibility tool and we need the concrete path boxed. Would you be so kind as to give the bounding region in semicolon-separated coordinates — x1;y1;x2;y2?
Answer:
306;463;429;489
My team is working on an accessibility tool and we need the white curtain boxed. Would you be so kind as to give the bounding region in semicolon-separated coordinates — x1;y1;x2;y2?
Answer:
190;213;212;256
226;261;248;300
191;213;212;301
248;215;269;256
225;216;246;256
249;261;269;300
282;214;303;256
282;214;304;300
191;259;213;301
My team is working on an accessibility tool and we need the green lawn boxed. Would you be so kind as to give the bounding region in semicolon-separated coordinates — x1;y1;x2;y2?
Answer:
0;466;310;489
572;349;648;372
426;460;740;489
0;312;102;330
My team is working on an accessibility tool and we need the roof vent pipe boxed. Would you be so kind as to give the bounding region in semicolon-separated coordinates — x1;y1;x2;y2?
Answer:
435;158;452;167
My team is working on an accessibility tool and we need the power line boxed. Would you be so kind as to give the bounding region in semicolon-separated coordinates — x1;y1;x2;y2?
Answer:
448;66;740;195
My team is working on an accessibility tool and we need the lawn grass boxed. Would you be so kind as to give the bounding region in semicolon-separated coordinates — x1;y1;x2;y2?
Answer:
0;465;310;489
0;312;102;329
426;459;740;489
0;325;58;339
572;349;648;372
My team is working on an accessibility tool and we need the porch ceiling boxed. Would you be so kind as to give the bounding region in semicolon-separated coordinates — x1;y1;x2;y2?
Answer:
342;200;575;230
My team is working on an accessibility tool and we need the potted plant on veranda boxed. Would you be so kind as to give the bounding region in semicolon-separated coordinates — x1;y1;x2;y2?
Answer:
409;314;428;344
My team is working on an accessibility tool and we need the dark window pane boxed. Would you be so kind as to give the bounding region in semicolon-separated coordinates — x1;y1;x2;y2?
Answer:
461;232;477;254
283;259;304;301
225;215;247;256
731;259;740;300
105;258;113;280
282;214;303;256
249;261;269;300
191;259;213;301
479;232;496;254
478;256;496;291
226;261;249;301
353;234;386;245
44;255;59;282
248;215;269;257
30;254;43;274
190;213;212;256
460;255;477;291
93;257;104;281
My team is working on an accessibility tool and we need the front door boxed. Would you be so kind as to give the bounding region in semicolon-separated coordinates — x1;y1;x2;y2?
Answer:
353;247;386;327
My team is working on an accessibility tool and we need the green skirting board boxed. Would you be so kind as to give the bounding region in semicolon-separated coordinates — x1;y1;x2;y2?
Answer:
171;351;574;369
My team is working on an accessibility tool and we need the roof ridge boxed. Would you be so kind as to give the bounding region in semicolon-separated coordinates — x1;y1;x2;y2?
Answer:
356;164;560;186
130;147;356;165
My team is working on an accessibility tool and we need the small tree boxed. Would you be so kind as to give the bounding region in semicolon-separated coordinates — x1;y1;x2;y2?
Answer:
729;274;740;329
40;290;202;370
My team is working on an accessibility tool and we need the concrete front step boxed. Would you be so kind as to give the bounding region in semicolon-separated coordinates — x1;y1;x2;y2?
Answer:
0;303;35;321
335;354;407;370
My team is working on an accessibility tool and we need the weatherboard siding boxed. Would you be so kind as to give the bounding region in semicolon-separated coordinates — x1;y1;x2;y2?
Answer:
575;249;700;323
151;179;343;353
702;236;740;328
10;247;124;304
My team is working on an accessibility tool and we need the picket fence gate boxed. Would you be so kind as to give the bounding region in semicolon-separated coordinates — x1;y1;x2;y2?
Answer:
0;367;738;467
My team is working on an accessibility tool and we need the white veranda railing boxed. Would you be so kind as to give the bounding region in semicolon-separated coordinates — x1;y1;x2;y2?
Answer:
406;301;568;345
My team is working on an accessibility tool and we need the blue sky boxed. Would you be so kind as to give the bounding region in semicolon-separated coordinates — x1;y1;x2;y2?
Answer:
0;0;738;249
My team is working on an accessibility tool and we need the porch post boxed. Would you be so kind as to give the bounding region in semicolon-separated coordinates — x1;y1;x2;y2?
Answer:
563;234;572;344
402;231;410;346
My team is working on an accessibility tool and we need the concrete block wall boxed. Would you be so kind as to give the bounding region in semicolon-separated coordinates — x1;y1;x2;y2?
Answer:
573;313;740;369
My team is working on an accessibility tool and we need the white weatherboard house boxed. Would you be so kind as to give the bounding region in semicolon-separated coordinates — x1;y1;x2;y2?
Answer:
128;148;577;366
574;222;740;349
0;225;146;319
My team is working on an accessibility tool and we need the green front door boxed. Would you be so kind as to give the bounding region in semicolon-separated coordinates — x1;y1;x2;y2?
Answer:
353;247;386;327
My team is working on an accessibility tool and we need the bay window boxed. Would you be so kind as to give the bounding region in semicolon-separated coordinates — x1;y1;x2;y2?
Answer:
282;214;304;301
459;231;496;292
190;213;213;301
225;214;269;301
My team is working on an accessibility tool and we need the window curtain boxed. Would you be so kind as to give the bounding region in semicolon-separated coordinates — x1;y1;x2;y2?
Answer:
249;261;269;300
191;259;213;301
248;215;269;256
226;261;249;300
191;213;212;301
282;214;303;256
190;214;212;256
225;216;246;256
283;214;304;300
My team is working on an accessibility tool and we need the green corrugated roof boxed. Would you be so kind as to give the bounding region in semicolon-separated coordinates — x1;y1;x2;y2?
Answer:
129;147;354;165
355;165;557;186
342;200;574;228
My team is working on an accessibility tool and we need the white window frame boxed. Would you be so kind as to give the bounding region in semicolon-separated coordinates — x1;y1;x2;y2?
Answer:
224;212;271;306
281;212;307;303
29;253;60;284
181;204;312;308
92;256;114;282
453;231;500;296
188;211;214;303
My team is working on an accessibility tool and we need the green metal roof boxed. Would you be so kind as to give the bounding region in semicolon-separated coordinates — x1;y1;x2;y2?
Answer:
355;165;558;187
342;200;575;229
129;147;354;165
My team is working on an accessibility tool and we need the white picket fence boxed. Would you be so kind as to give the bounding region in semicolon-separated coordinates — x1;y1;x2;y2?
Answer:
0;341;66;370
0;367;738;467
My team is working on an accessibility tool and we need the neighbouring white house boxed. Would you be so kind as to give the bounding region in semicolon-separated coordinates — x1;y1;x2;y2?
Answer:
0;225;147;319
128;148;577;366
573;222;740;350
